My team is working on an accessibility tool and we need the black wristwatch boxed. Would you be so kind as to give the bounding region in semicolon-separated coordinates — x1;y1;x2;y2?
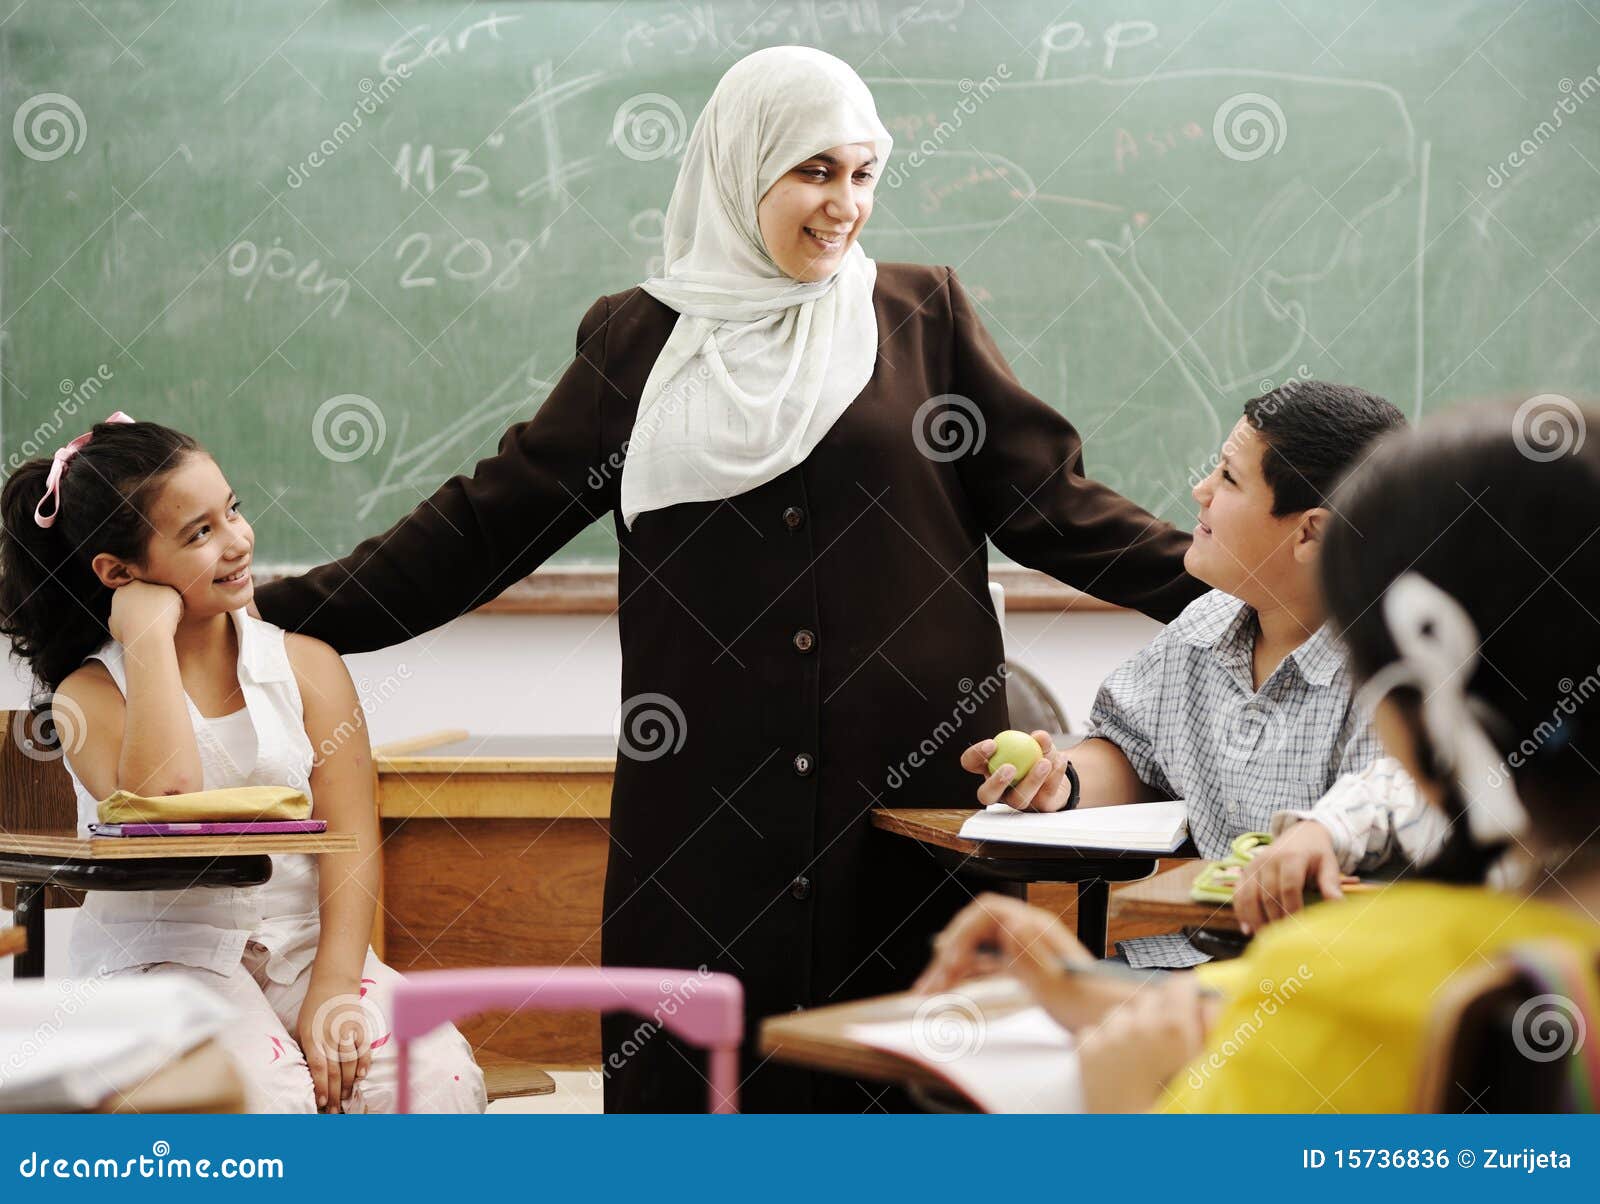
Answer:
1062;759;1081;810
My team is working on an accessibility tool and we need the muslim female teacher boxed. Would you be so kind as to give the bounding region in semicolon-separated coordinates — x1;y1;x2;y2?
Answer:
254;45;1204;1112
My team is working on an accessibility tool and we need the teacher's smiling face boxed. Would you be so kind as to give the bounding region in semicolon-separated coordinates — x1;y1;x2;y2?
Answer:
757;141;879;282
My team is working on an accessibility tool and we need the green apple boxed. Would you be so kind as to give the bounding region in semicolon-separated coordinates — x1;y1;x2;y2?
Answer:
986;729;1043;779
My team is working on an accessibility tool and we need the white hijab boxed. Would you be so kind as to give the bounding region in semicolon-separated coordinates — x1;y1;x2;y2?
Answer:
619;46;892;530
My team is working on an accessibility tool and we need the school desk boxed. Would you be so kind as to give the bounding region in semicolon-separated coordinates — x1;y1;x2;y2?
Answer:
1110;860;1247;933
0;829;358;980
871;809;1198;956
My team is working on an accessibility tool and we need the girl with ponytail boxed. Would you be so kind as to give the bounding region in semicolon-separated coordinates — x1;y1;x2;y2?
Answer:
0;414;484;1114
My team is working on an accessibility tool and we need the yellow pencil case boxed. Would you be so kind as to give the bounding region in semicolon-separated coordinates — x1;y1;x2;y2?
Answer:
96;784;312;824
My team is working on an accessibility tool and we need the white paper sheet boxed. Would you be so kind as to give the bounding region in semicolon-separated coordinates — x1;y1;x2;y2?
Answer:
0;975;237;1111
959;799;1188;852
843;983;1084;1113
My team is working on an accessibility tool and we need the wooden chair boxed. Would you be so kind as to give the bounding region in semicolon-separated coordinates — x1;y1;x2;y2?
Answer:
1415;944;1599;1112
1005;658;1072;737
1;705;85;976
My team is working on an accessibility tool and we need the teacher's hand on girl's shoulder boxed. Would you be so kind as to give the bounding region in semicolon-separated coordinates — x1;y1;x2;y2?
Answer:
959;730;1075;812
107;580;184;646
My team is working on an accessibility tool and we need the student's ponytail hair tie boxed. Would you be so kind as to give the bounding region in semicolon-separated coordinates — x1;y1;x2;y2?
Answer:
1355;571;1529;846
33;410;136;529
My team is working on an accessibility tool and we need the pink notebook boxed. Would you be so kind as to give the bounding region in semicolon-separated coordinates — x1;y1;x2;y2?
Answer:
89;820;327;837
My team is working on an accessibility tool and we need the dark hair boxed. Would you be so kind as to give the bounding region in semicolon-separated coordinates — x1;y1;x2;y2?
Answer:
1243;381;1407;515
1320;401;1600;883
0;420;200;692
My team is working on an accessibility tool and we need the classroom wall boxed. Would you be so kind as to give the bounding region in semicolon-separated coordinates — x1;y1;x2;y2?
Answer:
0;607;1160;977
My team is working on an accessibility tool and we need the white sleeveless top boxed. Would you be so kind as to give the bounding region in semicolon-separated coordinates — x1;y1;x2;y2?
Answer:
64;607;324;985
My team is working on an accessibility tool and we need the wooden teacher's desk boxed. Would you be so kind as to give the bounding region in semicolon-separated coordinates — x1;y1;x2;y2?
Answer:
371;731;616;1069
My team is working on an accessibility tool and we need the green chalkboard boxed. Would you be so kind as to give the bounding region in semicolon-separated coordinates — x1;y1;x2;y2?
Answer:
4;1;1598;567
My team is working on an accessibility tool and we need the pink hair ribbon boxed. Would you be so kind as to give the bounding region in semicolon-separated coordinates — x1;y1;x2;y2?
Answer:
33;410;136;529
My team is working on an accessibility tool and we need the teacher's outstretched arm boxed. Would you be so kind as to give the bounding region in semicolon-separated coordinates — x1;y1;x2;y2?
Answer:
254;296;616;653
943;267;1204;625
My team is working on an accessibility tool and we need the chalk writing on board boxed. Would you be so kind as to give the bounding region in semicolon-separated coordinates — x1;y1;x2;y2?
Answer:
616;0;965;67
357;353;554;520
379;12;525;77
1034;18;1160;78
392;234;534;293
392;142;499;199
870;66;1424;420
227;238;351;319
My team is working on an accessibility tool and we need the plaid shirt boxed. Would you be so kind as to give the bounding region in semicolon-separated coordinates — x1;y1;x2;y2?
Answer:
1081;590;1381;967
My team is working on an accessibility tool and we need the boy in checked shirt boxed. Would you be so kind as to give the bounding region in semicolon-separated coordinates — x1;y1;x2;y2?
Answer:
961;382;1408;967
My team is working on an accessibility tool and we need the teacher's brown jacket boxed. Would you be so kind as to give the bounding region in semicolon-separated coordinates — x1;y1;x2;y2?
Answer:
254;262;1204;1112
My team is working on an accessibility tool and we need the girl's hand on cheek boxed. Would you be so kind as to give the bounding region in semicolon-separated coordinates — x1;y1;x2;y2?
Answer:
108;580;185;646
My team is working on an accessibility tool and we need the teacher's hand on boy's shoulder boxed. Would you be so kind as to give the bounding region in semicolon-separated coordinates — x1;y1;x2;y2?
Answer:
959;730;1076;811
1231;819;1344;933
107;580;185;645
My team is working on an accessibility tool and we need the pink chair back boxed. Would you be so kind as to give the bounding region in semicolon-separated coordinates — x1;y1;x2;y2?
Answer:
391;966;744;1113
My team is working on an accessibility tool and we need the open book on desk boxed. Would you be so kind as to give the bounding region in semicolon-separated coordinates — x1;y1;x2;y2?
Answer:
762;976;1083;1113
958;800;1188;853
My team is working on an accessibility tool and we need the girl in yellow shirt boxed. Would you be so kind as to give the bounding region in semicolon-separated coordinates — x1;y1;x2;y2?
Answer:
918;400;1600;1112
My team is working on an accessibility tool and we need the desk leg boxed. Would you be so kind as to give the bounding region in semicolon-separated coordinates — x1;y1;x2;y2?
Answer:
1076;878;1109;959
13;882;45;979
